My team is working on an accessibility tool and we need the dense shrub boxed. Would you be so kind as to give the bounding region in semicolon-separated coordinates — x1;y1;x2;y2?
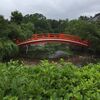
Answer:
0;60;100;100
0;39;19;61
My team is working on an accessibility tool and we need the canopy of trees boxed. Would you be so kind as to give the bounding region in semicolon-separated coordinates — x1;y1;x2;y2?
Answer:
0;11;100;61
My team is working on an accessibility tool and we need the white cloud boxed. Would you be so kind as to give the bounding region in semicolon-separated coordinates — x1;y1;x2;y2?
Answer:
0;0;100;19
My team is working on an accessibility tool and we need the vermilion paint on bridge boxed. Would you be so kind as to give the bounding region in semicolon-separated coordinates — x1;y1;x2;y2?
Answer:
16;33;89;47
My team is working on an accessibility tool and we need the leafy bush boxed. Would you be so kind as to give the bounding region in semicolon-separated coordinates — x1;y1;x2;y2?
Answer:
0;39;19;61
20;43;73;59
0;60;100;100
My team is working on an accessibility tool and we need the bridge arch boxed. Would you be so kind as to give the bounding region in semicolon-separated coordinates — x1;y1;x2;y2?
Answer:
16;33;89;47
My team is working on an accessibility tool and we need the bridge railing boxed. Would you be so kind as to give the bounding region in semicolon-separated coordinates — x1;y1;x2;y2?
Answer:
16;33;89;46
31;33;81;40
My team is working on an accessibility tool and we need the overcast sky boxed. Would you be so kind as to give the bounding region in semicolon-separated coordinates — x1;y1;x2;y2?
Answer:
0;0;100;19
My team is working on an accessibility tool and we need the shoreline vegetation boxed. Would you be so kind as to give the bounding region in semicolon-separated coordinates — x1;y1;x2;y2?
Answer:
0;60;100;99
0;11;100;62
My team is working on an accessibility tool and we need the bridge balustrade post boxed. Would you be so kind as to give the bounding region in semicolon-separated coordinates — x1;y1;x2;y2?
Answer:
59;33;65;39
34;34;42;39
42;34;47;39
33;34;38;40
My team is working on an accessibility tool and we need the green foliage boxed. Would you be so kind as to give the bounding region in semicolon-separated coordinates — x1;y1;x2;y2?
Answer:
0;15;9;38
0;60;100;99
0;38;19;61
21;22;34;39
23;13;52;33
11;11;23;24
65;20;100;53
65;20;95;38
20;43;73;59
0;11;100;61
7;23;25;40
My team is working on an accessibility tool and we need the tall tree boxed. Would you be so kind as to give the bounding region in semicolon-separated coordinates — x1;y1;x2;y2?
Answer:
0;15;9;38
11;11;23;24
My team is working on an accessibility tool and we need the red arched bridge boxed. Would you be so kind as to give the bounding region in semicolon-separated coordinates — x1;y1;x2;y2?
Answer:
16;33;89;47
